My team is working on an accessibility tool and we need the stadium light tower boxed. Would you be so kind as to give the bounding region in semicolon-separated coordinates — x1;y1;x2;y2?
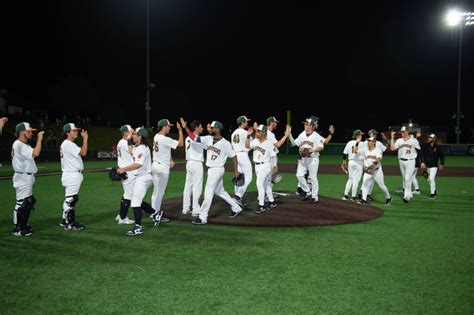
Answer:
445;9;474;144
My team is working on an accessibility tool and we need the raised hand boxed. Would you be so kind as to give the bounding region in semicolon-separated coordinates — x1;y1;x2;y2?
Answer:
176;121;182;131
391;131;396;138
37;131;45;140
180;117;187;129
81;130;88;139
329;125;335;134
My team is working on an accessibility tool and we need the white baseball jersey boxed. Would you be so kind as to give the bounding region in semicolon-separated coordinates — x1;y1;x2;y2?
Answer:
360;147;383;170
266;129;278;157
343;140;363;161
60;140;84;172
185;136;204;162
250;139;273;163
117;139;134;168
359;140;387;153
133;144;152;177
152;134;178;168
394;137;420;159
12;140;38;174
200;136;235;167
231;128;250;153
294;131;325;157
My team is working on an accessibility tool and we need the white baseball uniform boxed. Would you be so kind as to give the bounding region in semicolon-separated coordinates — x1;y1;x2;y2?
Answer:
394;137;420;200
342;140;364;198
12;140;37;200
196;135;241;223
250;138;274;206
231;128;253;199
294;131;325;200
359;140;387;196
266;129;279;168
183;136;204;215
60;139;84;196
117;139;136;200
359;147;390;201
131;144;153;208
151;134;178;212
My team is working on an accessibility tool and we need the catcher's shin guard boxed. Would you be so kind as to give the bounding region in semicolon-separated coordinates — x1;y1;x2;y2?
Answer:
63;195;79;223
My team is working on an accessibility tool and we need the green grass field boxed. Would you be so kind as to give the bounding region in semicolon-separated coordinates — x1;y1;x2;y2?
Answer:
0;161;473;313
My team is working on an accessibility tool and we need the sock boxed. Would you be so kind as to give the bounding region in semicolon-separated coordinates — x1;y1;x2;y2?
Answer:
133;207;142;225
141;202;155;214
119;198;131;220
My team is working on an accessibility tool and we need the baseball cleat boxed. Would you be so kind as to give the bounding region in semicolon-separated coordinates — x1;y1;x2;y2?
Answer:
357;199;368;205
59;218;67;227
309;198;319;204
296;187;306;197
385;198;392;206
396;189;404;194
268;201;277;209
115;214;121;222
228;210;241;218
12;226;32;237
182;209;190;215
127;225;144;236
342;195;349;201
233;196;244;207
367;195;374;202
255;205;266;214
191;212;200;217
192;218;207;225
413;190;421;195
350;197;358;203
299;193;311;201
403;198;409;203
118;217;135;225
160;215;170;223
429;193;437;199
70;222;85;231
151;210;163;227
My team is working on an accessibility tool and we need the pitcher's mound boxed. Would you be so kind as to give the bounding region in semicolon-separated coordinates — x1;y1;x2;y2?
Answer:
162;191;383;227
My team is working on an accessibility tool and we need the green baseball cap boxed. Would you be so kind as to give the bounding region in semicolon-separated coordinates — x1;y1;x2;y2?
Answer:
304;117;319;126
135;127;149;137
119;124;134;133
15;122;37;132
368;129;377;136
256;124;268;135
63;123;81;133
352;129;364;137
266;116;279;125
210;121;224;130
157;119;174;127
236;115;251;125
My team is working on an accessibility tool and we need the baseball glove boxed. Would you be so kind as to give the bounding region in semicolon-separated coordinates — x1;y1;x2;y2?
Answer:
232;173;245;187
109;167;128;181
271;172;283;184
299;147;312;158
364;164;377;175
341;162;349;175
422;169;429;179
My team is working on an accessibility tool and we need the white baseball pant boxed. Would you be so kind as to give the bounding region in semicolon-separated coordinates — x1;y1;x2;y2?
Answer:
399;159;416;200
343;160;364;198
361;169;390;201
234;152;253;198
13;173;35;200
199;167;242;222
255;163;272;206
427;167;438;194
131;174;153;208
183;160;203;215
296;156;320;200
61;172;83;196
151;162;170;212
121;176;136;200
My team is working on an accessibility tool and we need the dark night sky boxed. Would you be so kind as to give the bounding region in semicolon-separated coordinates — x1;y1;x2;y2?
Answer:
2;0;473;140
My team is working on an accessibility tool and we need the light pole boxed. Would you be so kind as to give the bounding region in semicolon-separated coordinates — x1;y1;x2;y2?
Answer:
446;10;473;144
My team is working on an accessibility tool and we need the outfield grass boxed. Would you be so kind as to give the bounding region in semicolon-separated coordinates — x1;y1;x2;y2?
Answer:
1;155;473;177
0;169;473;313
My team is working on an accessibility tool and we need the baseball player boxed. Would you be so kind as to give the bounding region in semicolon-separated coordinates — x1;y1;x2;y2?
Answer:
182;120;204;216
246;125;281;213
231;115;253;207
0;116;8;135
341;129;364;202
59;123;88;231
390;126;422;203
117;127;162;236
295;117;334;197
411;132;422;195
288;117;325;203
420;134;445;199
358;129;388;201
358;136;392;205
182;119;242;225
266;116;291;178
151;119;184;221
114;125;135;225
11;122;44;236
